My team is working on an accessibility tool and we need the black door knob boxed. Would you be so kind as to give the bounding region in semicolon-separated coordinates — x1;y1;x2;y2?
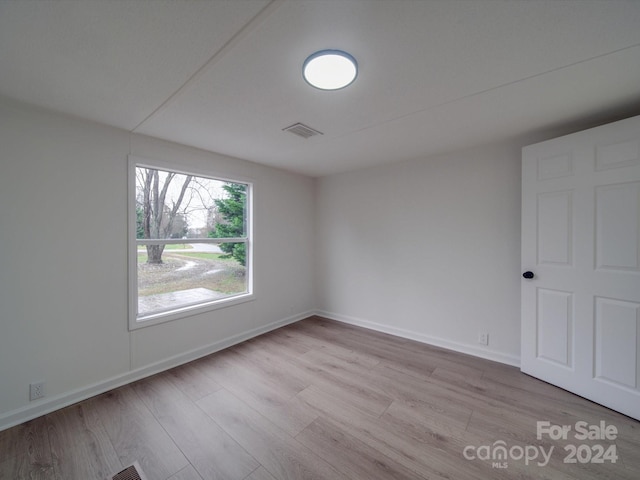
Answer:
522;271;534;279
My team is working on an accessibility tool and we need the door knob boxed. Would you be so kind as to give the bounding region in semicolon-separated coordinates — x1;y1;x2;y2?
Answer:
522;271;535;279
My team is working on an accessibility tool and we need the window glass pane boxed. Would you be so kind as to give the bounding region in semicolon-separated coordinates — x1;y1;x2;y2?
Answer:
135;167;247;240
134;164;250;321
137;241;248;317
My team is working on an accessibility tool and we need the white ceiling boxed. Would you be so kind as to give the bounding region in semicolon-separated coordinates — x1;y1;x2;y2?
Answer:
1;0;640;177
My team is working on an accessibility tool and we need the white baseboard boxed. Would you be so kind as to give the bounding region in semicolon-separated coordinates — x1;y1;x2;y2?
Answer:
1;309;520;432
316;310;521;368
0;310;313;432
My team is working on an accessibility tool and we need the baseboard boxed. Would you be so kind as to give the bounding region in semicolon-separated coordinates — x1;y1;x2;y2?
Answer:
0;310;313;432
316;310;521;368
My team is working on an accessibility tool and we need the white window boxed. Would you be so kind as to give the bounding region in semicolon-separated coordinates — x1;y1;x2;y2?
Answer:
128;157;253;329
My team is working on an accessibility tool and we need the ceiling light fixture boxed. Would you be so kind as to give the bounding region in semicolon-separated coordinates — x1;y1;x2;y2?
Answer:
303;50;358;91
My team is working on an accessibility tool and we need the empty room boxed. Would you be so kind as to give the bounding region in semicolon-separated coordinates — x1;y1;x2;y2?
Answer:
1;1;639;479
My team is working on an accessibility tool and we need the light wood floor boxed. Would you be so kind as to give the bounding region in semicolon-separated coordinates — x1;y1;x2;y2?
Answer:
1;316;639;479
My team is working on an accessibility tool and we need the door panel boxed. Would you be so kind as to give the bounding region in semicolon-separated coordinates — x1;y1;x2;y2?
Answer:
537;153;573;180
594;297;639;389
537;191;573;266
595;182;640;271
522;115;640;421
596;139;640;171
536;288;573;367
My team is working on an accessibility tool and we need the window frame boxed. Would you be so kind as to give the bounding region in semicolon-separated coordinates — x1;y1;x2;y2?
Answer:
128;156;254;331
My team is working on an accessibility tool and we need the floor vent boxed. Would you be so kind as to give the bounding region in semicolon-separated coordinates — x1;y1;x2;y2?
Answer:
109;462;148;480
282;122;323;139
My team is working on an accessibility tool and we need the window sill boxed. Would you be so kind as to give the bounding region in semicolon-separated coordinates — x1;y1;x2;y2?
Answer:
128;292;255;331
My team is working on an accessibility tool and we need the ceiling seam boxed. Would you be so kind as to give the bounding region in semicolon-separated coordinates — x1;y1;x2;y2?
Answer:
131;0;285;134
333;41;640;141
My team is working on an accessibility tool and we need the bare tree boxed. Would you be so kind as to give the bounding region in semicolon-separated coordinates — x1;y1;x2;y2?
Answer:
138;168;193;264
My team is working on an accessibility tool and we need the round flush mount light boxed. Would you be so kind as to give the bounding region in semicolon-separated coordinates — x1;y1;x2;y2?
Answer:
303;50;358;90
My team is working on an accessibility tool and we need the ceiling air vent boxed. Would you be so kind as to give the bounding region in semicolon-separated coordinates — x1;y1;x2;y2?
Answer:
282;123;323;139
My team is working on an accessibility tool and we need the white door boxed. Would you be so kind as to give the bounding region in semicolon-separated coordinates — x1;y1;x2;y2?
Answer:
521;115;640;421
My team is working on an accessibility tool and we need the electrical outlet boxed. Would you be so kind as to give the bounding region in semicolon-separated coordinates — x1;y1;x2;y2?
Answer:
29;382;45;401
477;332;489;346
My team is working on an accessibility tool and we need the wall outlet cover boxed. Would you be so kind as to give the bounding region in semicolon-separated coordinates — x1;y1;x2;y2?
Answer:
29;382;45;401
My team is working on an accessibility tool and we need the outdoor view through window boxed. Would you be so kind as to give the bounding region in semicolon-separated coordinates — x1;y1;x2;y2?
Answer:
133;164;250;322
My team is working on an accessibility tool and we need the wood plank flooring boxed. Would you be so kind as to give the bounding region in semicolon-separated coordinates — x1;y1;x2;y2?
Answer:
1;316;639;479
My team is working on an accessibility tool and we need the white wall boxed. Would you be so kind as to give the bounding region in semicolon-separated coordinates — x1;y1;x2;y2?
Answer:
316;143;526;365
0;98;316;429
2;94;608;430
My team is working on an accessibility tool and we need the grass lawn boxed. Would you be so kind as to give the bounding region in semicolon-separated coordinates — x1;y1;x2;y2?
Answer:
136;252;233;263
137;252;245;297
175;252;231;261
